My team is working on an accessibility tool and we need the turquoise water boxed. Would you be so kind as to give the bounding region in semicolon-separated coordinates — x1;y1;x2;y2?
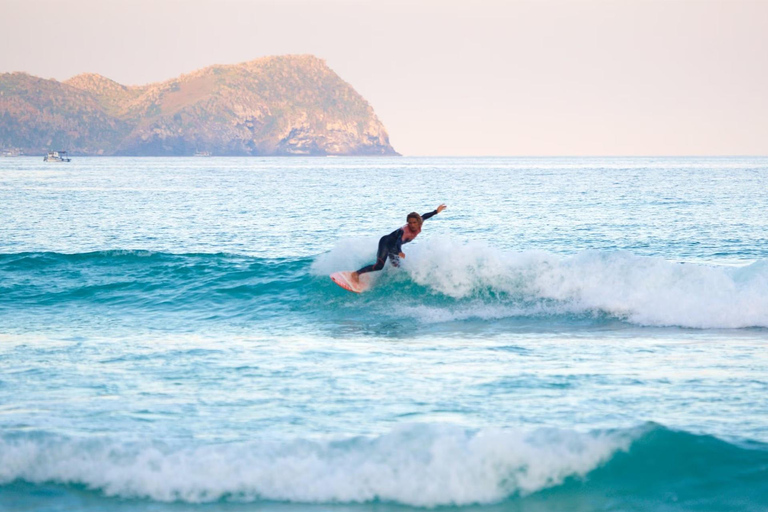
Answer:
1;156;767;511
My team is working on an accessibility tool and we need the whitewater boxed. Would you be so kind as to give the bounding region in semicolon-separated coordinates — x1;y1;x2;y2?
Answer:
1;156;767;512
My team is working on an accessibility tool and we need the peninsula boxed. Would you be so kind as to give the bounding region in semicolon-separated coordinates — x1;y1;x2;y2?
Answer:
0;55;398;156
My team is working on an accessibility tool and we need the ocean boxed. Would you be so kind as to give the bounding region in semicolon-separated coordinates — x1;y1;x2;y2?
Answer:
1;156;767;511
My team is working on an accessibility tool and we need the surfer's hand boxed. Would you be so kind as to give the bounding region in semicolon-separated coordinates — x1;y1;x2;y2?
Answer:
399;252;405;259
437;204;447;213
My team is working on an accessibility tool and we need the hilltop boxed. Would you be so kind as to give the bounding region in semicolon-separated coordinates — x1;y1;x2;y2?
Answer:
0;55;398;156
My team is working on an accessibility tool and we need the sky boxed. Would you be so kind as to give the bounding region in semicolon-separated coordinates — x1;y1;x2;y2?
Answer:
1;0;766;156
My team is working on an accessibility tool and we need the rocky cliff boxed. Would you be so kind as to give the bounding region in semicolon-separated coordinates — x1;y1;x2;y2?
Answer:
0;55;398;156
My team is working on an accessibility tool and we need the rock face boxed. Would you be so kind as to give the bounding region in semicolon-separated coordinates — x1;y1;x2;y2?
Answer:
0;55;398;156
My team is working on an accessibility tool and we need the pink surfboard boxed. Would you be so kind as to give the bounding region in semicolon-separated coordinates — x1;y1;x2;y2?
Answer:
330;271;370;293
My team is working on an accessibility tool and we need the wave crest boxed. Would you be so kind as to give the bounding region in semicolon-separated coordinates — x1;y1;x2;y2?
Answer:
2;245;767;330
0;424;635;506
4;424;768;507
389;239;768;328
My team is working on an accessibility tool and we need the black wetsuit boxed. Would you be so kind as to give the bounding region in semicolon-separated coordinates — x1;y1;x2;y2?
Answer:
356;210;438;275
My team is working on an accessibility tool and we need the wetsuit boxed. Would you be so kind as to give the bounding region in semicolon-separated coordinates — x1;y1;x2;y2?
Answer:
356;210;438;275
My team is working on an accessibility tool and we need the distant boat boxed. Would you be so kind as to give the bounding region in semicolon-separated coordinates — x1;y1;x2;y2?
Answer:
44;151;71;162
194;150;212;157
1;149;22;157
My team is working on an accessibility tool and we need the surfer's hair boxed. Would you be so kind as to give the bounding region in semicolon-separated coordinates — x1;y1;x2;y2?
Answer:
407;212;423;225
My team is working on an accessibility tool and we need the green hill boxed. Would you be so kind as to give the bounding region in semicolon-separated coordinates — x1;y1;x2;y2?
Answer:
0;55;398;156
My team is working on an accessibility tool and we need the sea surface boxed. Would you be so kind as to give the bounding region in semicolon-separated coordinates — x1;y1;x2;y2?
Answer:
1;156;767;512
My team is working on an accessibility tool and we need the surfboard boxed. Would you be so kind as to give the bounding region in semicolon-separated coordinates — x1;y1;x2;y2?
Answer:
330;271;370;293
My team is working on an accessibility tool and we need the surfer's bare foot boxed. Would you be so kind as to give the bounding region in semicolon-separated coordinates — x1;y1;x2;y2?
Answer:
350;272;359;284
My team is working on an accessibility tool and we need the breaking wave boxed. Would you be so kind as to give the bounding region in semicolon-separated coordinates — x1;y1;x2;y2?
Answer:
1;240;767;330
1;424;767;508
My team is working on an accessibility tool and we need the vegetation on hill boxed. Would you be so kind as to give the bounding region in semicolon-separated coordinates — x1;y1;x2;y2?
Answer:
0;55;398;156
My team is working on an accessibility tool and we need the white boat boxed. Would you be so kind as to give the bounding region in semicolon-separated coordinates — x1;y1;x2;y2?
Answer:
194;150;212;157
1;149;22;157
44;151;71;162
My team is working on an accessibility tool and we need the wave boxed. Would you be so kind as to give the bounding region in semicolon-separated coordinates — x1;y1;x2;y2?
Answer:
319;238;768;329
0;250;314;325
1;242;767;330
1;424;766;508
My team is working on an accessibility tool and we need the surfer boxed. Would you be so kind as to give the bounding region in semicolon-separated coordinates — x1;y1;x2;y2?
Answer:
350;204;447;285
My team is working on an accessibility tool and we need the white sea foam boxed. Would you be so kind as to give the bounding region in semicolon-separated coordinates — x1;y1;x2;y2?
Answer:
316;238;768;329
310;236;384;275
0;424;635;506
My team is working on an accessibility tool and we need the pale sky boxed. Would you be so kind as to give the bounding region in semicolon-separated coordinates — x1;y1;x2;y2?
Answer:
2;0;766;156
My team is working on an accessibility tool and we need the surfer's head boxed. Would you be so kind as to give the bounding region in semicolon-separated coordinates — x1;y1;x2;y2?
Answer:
406;212;423;232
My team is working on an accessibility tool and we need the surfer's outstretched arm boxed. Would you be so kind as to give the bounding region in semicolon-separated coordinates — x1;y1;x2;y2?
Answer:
421;204;447;221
